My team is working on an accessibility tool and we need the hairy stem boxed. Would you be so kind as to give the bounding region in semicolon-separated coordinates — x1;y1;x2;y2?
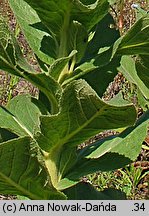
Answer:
43;147;62;188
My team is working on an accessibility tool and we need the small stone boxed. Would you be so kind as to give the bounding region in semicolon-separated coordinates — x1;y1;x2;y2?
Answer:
131;3;139;9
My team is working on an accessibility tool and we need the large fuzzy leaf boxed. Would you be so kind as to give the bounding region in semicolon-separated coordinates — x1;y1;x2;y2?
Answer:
20;0;109;59
62;14;120;96
0;106;28;137
68;21;88;63
62;47;117;87
117;15;149;55
64;182;126;200
8;0;56;64
0;16;62;113
22;72;62;114
81;13;120;62
6;95;41;135
63;54;119;98
64;14;149;94
59;110;148;189
81;57;120;97
0;14;41;76
23;0;109;37
0;95;42;137
84;110;149;160
0;137;66;199
36;79;137;152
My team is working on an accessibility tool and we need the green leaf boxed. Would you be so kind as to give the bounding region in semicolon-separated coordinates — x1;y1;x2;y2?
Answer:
12;33;38;74
137;89;149;111
62;47;121;96
107;0;117;5
118;56;149;99
57;178;79;191
6;95;41;135
85;110;149;160
8;0;56;64
22;0;109;58
81;57;120;97
62;14;120;96
23;0;109;36
0;15;41;77
0;128;18;143
0;15;22;77
38;91;52;114
136;55;149;90
117;15;149;55
0;22;61;114
82;13;120;62
0;95;43;137
63;110;148;182
0;20;61;114
0;15;61;113
36;79;137;152
22;72;62;114
68;21;88;63
108;92;131;106
43;145;78;189
59;153;131;189
49;50;77;80
62;47;116;88
63;182;126;200
0;106;28;137
17;195;30;200
0;137;66;199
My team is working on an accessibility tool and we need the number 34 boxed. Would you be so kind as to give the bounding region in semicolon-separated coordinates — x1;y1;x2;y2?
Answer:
133;203;145;211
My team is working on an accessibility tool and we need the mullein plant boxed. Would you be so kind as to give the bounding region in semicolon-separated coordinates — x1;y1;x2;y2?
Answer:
0;0;148;199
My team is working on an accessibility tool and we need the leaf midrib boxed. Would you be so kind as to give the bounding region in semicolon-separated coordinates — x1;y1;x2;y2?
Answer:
55;104;116;148
118;41;149;50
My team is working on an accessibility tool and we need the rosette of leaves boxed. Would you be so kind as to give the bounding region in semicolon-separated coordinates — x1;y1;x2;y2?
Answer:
0;0;148;200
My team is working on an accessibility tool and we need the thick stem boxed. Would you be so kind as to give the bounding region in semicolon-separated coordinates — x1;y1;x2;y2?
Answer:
58;11;70;58
43;147;62;188
57;10;71;83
